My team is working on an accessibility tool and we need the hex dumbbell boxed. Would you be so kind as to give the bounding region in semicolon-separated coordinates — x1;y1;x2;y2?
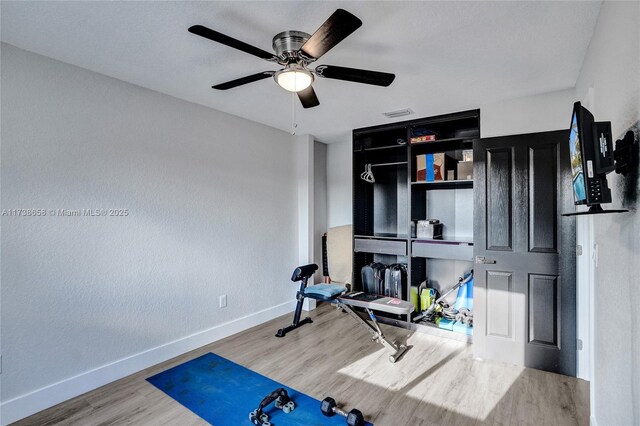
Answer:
320;397;365;426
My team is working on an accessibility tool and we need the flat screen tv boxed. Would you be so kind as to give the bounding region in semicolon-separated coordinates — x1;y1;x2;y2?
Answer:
569;110;588;204
565;102;625;215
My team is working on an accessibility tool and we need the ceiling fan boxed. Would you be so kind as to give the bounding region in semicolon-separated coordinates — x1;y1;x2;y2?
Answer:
188;9;395;109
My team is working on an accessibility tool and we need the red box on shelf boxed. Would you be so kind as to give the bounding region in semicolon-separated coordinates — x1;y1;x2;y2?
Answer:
410;134;437;144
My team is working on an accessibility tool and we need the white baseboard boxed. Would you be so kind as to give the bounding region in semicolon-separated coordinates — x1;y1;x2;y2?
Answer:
0;300;296;426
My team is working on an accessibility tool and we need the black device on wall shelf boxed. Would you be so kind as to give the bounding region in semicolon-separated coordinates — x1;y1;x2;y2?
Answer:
613;130;637;176
563;101;629;216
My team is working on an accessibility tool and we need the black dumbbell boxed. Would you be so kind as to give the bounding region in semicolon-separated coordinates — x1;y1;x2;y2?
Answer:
320;397;365;426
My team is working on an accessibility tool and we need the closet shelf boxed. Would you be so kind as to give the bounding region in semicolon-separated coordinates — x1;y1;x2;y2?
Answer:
411;180;473;189
408;136;474;148
354;233;409;240
412;240;473;261
411;238;473;245
354;144;407;153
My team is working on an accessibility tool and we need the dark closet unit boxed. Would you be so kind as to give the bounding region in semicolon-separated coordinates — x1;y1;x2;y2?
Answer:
352;111;578;375
352;109;480;342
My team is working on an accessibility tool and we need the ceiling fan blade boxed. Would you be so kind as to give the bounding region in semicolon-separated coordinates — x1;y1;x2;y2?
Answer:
297;86;320;109
212;71;275;90
189;25;279;62
315;65;395;87
299;9;362;60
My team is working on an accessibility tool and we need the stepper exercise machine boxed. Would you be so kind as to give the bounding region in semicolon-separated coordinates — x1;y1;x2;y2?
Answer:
276;264;414;363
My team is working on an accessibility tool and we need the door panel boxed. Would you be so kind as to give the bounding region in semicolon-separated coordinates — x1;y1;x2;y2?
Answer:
486;148;513;251
486;271;513;338
529;145;558;253
528;274;559;347
474;130;576;376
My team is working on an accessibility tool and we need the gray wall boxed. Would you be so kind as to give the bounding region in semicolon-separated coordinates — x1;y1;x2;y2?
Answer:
574;2;640;425
1;44;298;415
326;140;352;227
314;141;327;281
481;88;576;137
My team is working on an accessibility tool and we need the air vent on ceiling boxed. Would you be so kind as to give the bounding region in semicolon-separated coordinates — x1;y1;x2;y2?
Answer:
382;108;414;119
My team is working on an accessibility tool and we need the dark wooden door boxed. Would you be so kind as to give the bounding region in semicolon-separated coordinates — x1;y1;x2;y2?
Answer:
473;130;576;376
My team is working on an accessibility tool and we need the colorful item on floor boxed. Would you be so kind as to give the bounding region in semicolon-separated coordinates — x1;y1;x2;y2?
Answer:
454;276;473;311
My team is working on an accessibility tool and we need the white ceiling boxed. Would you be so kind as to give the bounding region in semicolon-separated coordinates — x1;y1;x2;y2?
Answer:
1;1;602;143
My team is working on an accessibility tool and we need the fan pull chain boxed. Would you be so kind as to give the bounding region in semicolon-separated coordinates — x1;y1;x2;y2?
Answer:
291;92;298;135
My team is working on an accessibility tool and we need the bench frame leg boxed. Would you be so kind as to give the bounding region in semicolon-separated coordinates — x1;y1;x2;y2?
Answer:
337;302;408;363
275;278;313;337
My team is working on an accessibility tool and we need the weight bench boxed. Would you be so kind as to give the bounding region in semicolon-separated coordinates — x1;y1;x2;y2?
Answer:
276;264;413;363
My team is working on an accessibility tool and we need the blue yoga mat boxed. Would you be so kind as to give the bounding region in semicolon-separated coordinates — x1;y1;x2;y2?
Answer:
147;352;373;425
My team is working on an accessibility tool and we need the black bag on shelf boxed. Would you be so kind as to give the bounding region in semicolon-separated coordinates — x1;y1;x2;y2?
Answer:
384;264;407;299
361;262;386;294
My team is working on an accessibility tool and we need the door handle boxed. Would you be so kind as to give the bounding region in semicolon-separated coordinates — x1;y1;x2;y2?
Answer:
475;256;496;264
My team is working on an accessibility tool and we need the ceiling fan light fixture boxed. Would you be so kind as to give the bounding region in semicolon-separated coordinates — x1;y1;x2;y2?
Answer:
191;9;394;109
274;66;314;92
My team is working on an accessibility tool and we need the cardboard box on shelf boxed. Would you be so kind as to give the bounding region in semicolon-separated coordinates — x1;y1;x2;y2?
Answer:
416;153;444;182
457;161;473;180
431;153;445;181
416;154;427;181
416;153;458;182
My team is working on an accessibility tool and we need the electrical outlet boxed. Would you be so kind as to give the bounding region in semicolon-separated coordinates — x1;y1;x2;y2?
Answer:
219;295;227;309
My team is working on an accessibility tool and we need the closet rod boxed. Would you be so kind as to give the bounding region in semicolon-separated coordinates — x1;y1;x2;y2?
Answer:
370;161;408;167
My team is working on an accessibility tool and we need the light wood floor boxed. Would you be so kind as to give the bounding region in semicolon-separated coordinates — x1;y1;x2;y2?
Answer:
13;304;589;426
